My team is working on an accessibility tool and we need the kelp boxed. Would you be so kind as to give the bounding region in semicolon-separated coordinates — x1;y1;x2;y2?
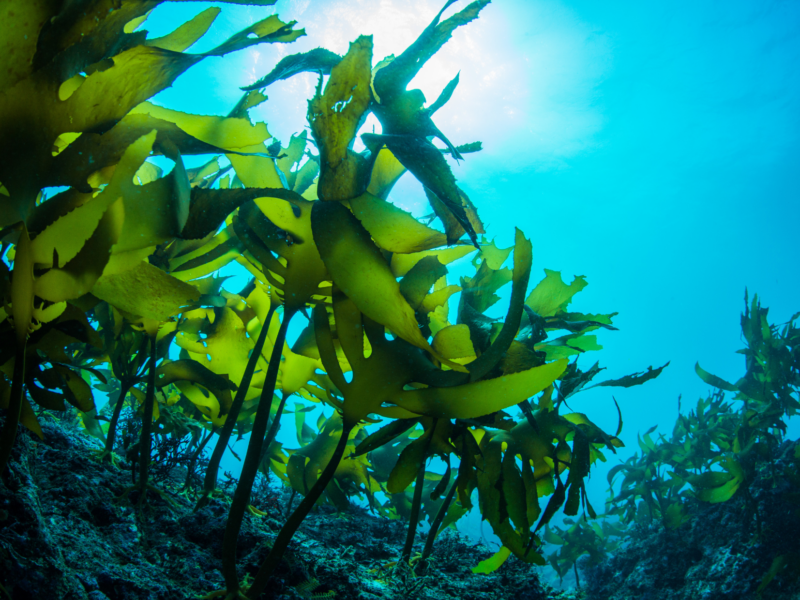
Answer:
0;0;304;476
606;293;800;595
93;303;150;462
543;517;626;588
0;1;678;598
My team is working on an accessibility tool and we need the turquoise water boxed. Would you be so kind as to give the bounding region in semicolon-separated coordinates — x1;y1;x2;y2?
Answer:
143;0;800;542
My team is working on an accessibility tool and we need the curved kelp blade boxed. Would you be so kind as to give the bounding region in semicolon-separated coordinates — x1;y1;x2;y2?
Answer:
91;262;201;322
472;546;512;574
0;4;302;227
242;48;342;91
587;362;670;390
372;0;489;106
34;198;125;303
236;194;329;313
465;229;532;381
395;360;568;420
311;200;462;370
350;193;446;253
307;36;373;201
694;362;738;392
362;133;482;247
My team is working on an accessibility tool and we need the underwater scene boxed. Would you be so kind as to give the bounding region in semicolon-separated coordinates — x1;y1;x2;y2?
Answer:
1;0;798;599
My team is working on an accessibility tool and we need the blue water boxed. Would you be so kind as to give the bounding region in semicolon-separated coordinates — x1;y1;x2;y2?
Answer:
143;0;800;557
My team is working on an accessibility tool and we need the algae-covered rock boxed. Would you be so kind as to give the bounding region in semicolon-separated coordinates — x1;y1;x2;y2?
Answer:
583;442;800;600
0;416;570;600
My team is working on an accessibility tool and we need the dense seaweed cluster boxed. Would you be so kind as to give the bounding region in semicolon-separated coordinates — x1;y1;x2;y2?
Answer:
596;294;800;596
531;297;800;597
0;1;671;598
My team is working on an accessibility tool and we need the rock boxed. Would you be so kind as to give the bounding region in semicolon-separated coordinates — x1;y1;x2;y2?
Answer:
0;417;565;600
582;442;800;600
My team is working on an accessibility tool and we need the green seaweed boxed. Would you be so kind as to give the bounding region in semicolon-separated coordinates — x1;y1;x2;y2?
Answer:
544;517;625;588
604;293;800;594
0;2;680;597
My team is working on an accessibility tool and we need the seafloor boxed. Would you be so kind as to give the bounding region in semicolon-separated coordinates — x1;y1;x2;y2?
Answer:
1;416;798;600
581;440;800;600
0;418;574;600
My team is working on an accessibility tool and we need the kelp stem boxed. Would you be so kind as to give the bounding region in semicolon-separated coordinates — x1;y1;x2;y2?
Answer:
221;309;291;593
137;334;158;503
196;304;276;511
262;391;290;456
519;399;540;433
420;477;458;564
184;427;215;490
401;461;428;564
102;378;134;460
653;486;669;528
285;488;297;518
401;422;436;564
0;340;26;475
247;422;354;599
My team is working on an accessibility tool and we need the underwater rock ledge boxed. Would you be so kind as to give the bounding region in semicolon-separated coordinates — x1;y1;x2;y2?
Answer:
582;441;800;600
0;417;575;600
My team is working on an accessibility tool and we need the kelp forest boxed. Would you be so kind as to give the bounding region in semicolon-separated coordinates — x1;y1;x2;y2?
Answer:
0;2;798;600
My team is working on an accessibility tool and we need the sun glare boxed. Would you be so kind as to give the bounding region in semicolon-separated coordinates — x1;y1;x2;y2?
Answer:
299;0;487;115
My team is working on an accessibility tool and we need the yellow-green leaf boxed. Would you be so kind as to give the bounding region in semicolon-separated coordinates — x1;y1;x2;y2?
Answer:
228;152;284;188
687;471;734;489
129;102;270;151
146;7;221;53
480;239;513;270
91;261;201;322
471;546;511;574
386;435;429;494
0;1;54;88
366;147;406;200
525;269;588;317
398;256;447;310
697;476;742;503
35;198;124;303
307;35;373;201
695;362;738;392
391;246;476;277
10;225;34;343
396;359;568;419
466;228;533;381
350;192;446;253
421;284;462;313
432;325;475;360
311;200;446;362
